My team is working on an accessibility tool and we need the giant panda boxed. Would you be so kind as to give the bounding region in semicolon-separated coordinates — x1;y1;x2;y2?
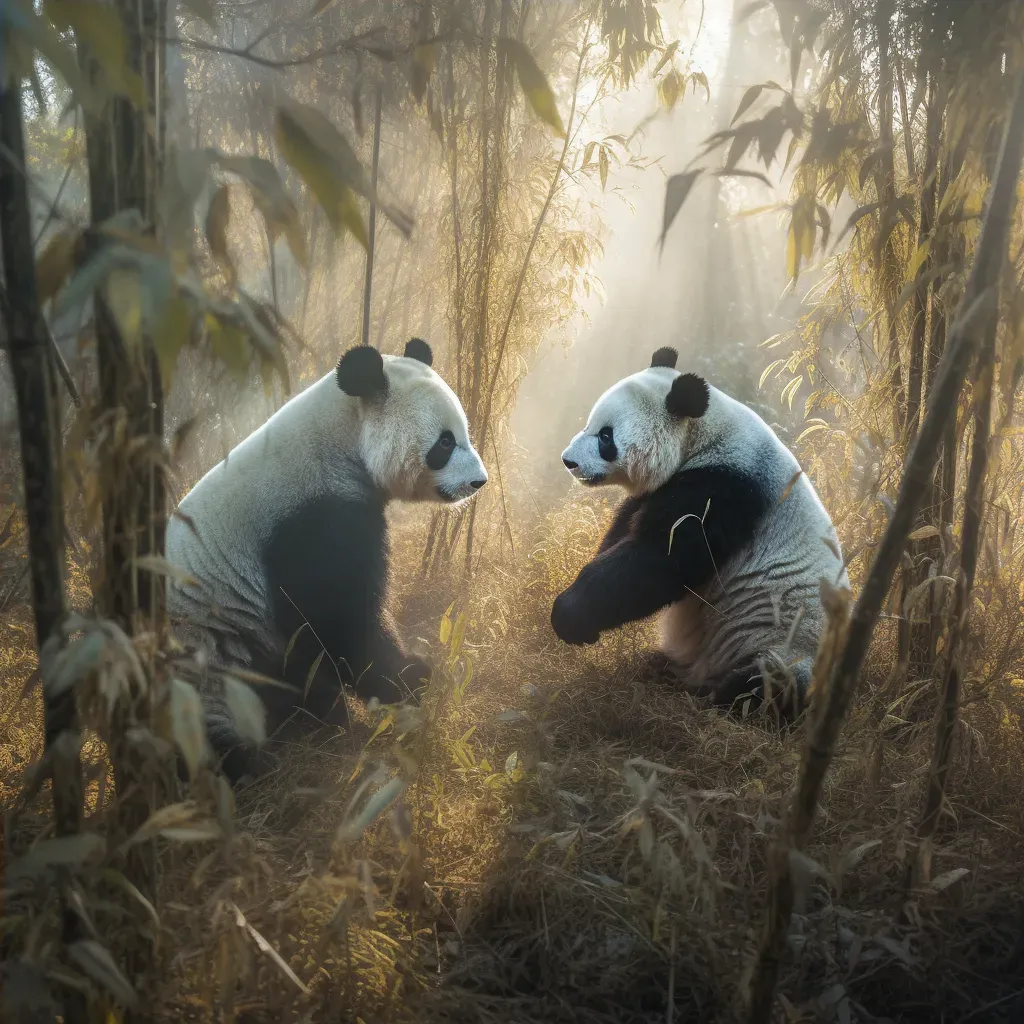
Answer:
166;339;487;782
550;346;847;716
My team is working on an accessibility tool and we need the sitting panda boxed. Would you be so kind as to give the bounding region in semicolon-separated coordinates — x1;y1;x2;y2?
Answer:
551;346;847;716
166;339;487;782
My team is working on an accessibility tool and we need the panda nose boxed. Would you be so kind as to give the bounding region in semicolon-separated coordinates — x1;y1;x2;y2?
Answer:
471;479;486;489
562;458;578;470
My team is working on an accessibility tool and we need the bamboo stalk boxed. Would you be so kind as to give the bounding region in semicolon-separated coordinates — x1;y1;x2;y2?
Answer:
0;66;87;1024
362;84;383;349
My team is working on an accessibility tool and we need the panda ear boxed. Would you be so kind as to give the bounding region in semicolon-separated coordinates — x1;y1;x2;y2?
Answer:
650;347;678;369
666;373;710;419
404;337;433;366
336;345;388;399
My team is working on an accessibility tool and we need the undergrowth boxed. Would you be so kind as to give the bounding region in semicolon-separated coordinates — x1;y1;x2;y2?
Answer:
2;491;1024;1023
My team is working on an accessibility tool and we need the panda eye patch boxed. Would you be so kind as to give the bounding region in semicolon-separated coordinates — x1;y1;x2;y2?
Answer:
426;429;457;470
597;425;617;462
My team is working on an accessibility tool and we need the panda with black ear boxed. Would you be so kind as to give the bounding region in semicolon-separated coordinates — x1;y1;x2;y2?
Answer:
551;346;847;716
166;338;488;782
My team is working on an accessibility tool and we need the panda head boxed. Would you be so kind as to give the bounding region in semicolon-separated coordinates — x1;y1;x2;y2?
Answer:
560;346;711;496
336;339;488;503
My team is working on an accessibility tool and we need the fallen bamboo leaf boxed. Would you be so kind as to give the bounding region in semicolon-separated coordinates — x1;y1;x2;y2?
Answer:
230;901;311;994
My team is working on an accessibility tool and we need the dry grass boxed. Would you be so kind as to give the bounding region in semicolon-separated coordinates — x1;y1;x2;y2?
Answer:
2;490;1024;1023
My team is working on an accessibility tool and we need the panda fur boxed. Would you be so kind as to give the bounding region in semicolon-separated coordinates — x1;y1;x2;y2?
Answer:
551;346;847;715
166;339;487;782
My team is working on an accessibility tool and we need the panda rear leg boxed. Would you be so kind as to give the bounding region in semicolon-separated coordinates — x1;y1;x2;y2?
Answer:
706;655;811;724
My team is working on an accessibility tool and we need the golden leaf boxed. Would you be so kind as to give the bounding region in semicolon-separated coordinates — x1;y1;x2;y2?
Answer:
907;237;931;281
759;358;785;390
786;217;799;281
35;228;80;305
658;68;683;111
781;375;803;410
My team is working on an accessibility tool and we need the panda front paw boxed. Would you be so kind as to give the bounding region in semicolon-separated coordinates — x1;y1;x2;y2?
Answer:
551;592;600;646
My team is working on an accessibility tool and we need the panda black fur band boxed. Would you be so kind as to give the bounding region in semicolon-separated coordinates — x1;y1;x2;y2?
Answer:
166;338;487;785
554;349;847;718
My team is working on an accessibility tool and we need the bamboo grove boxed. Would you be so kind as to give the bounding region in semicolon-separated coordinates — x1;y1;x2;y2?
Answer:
2;0;1024;1021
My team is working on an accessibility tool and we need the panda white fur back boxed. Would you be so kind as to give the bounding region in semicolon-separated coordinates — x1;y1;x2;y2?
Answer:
167;339;487;782
552;346;847;712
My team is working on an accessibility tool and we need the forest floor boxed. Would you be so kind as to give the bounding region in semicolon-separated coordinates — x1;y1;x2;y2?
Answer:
2;495;1024;1024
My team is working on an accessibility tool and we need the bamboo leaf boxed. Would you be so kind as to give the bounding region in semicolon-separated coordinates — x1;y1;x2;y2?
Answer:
796;422;829;444
8;833;106;880
786;217;799;281
599;145;609;190
652;40;679;77
833;202;881;248
926;867;969;892
336;776;406;843
134;553;199;589
123;802;204;847
68;940;137;1009
205;183;234;286
759;358;786;390
223;676;266;745
303;650;325;704
439;601;456;644
781;375;803;410
43;628;107;700
498;39;565;138
732;84;763;125
275;101;412;243
658;68;683;111
283;622;309;673
660;170;702;248
907;237;931;281
170;678;209;781
153;293;192;391
35;228;80;305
